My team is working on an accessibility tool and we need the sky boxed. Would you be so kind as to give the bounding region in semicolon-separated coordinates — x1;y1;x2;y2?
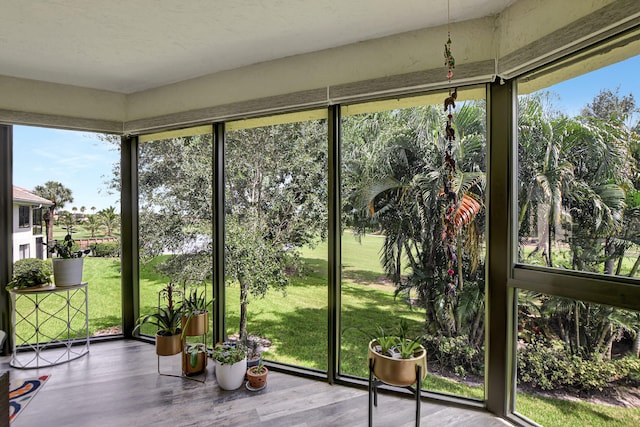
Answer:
11;55;640;212
13;127;119;212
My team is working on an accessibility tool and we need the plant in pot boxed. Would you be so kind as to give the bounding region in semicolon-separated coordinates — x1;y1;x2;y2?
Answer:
245;337;263;370
213;343;247;390
48;232;91;286
183;342;208;375
134;282;183;356
362;320;428;387
246;359;268;390
181;287;212;337
5;258;53;291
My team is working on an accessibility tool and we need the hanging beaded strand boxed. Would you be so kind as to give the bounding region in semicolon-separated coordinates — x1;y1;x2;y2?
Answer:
443;0;458;300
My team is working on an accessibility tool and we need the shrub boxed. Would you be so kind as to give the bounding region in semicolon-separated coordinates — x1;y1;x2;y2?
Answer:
517;338;639;391
422;335;484;377
93;242;120;257
7;258;53;290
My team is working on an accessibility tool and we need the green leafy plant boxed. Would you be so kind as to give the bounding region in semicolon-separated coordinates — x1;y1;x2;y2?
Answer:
183;287;212;316
6;258;53;290
249;359;267;375
49;233;90;259
345;319;425;359
134;282;182;336
185;342;207;368
212;344;246;365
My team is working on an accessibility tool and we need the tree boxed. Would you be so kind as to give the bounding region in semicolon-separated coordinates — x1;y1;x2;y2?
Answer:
98;206;119;237
225;120;327;342
343;102;486;346
85;214;101;238
33;181;73;243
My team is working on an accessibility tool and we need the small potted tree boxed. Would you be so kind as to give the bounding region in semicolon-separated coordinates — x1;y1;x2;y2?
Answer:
213;343;247;390
48;232;90;286
5;258;53;291
246;359;268;390
134;283;182;356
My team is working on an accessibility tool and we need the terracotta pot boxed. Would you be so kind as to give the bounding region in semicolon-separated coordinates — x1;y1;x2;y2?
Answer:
155;333;182;356
367;339;427;386
181;312;209;336
52;258;84;286
183;350;207;375
246;365;268;389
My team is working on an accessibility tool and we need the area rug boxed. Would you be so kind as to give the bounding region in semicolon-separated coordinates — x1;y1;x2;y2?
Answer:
9;375;49;423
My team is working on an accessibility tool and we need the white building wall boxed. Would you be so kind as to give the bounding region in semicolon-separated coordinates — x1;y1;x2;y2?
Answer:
12;203;46;263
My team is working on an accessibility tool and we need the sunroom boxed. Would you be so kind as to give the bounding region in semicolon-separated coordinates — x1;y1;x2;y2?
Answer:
1;1;640;426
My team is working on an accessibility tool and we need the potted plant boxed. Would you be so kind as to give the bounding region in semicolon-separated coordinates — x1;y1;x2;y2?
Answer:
246;359;268;390
360;320;427;387
181;287;212;337
48;232;90;286
245;338;263;370
134;283;182;356
213;343;247;390
5;258;53;291
183;342;208;375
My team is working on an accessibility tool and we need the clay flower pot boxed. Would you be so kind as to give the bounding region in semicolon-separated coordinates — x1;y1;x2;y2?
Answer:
246;365;268;389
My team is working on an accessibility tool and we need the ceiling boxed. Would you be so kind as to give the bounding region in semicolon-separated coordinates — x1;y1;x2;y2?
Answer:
1;0;516;94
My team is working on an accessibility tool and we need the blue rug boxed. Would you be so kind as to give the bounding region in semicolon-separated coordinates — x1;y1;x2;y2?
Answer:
9;375;49;423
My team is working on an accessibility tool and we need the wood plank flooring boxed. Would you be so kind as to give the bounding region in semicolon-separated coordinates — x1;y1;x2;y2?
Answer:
1;340;512;426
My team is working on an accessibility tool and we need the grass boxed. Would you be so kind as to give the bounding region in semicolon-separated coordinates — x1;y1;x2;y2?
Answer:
516;391;640;427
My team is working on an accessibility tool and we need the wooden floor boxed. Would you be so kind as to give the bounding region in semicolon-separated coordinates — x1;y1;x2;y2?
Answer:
1;340;512;427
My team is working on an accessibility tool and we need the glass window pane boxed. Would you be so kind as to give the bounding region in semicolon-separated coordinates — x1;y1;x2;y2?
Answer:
516;290;640;426
13;126;122;337
137;127;214;337
225;111;328;370
340;88;487;399
517;48;640;278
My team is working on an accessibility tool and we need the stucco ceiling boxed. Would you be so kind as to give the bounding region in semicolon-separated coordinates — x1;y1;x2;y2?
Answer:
0;0;516;94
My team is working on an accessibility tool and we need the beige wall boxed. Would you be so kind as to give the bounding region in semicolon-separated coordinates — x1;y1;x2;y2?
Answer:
0;0;633;132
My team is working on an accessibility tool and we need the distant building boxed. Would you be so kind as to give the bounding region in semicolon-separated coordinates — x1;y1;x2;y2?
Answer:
12;185;53;263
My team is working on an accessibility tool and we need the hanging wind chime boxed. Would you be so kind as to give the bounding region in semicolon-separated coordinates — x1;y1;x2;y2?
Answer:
442;0;458;300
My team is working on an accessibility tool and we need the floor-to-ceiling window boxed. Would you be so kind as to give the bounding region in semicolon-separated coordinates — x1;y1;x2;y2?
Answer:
136;126;214;337
514;34;640;426
339;88;487;399
225;111;328;370
12;126;122;337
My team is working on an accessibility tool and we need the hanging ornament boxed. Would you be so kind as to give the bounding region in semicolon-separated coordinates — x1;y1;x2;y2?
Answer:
442;0;458;300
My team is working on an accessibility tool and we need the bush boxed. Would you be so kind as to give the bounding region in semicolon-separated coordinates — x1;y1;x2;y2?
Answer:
7;258;53;290
93;242;120;257
422;335;484;377
517;338;639;391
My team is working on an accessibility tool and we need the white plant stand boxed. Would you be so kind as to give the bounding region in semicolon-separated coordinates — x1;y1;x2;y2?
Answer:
9;282;89;369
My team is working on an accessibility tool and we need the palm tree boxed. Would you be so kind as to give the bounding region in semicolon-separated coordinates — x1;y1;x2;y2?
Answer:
343;102;486;342
85;215;101;238
98;206;119;237
33;181;73;244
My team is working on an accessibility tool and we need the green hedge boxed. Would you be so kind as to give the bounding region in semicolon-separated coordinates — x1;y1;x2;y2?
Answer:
518;338;640;391
93;242;120;257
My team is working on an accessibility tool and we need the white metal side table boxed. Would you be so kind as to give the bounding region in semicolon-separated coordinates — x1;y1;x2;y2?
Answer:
10;282;89;369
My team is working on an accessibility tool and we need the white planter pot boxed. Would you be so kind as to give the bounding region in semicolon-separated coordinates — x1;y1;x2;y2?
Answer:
52;258;84;286
214;356;247;390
